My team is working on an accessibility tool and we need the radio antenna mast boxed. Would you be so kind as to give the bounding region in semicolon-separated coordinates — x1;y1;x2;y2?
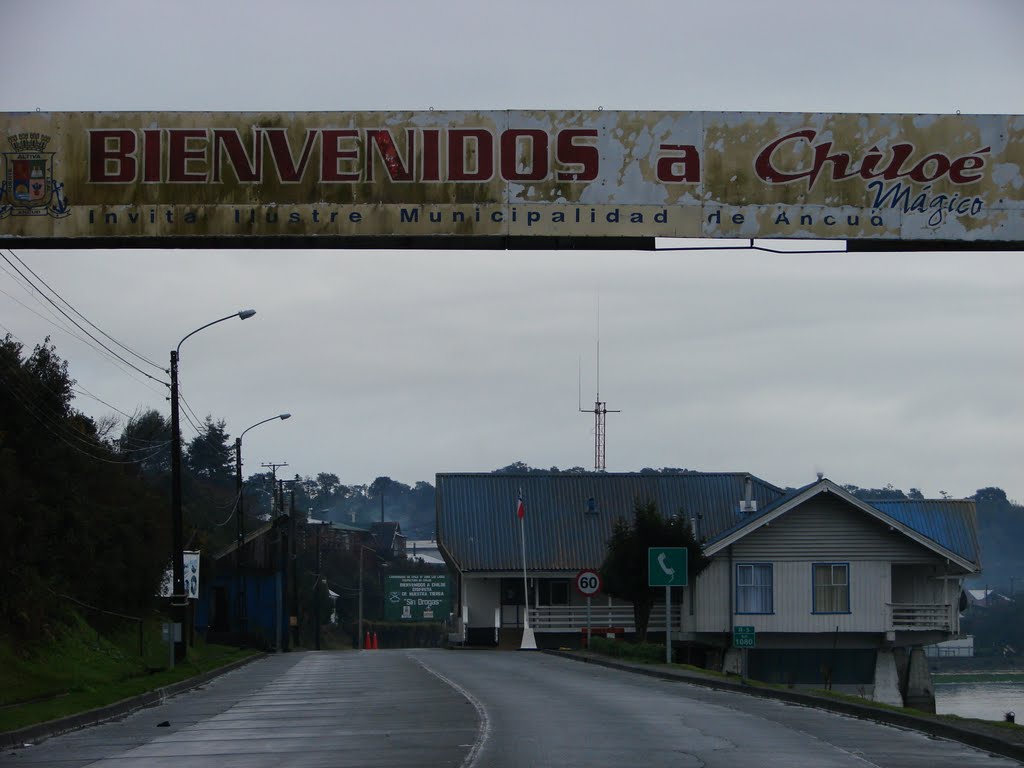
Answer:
579;295;619;470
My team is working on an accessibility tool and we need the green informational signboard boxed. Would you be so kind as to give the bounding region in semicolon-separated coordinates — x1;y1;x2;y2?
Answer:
733;625;756;648
647;547;688;587
384;574;451;622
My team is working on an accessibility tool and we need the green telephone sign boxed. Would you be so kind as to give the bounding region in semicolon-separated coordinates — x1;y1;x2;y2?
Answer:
647;547;687;587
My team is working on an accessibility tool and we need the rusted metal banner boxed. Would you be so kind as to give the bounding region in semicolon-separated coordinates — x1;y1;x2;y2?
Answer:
1;110;1021;245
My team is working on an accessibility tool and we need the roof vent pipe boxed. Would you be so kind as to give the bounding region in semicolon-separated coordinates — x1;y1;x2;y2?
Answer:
740;475;757;514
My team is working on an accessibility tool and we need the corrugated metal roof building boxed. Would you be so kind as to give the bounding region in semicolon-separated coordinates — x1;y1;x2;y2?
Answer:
436;470;981;692
436;472;784;573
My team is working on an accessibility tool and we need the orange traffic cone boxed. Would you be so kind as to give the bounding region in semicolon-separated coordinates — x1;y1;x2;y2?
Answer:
372;632;379;650
364;631;372;649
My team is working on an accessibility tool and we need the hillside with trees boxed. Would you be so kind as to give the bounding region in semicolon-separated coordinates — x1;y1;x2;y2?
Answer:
0;336;168;642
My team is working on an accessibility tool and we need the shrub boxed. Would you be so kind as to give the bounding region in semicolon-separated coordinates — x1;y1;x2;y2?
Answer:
589;636;666;663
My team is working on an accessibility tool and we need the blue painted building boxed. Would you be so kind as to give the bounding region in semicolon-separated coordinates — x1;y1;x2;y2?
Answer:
197;515;292;650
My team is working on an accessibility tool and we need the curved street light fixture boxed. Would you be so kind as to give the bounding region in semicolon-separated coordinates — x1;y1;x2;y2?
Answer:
169;309;255;658
234;413;291;632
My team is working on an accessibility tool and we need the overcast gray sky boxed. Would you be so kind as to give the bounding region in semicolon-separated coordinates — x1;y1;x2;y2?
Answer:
2;0;1022;502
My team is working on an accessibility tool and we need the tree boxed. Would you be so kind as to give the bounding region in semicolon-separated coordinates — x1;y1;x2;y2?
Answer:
185;416;233;486
0;335;168;639
118;408;171;476
843;484;909;501
599;498;710;640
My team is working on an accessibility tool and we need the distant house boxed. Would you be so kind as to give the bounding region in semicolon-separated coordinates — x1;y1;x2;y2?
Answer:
407;538;446;566
436;472;980;710
304;518;374;556
965;588;1012;608
370;521;407;560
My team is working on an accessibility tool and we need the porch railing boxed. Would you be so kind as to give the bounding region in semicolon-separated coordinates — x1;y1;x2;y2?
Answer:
526;605;681;633
888;603;956;631
526;603;958;633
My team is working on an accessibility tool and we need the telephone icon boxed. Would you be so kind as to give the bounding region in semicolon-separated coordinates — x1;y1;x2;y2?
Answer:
649;547;687;587
657;552;675;582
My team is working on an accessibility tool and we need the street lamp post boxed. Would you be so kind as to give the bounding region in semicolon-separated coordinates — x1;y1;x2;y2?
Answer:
169;309;256;660
234;413;291;634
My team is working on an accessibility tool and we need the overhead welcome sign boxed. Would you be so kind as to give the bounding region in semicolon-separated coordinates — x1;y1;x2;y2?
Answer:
1;110;1021;246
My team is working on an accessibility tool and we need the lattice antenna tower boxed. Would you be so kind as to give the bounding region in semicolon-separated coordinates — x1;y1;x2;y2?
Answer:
579;297;619;470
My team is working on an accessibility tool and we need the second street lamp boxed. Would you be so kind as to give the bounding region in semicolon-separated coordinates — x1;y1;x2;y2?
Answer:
169;309;256;660
234;412;291;633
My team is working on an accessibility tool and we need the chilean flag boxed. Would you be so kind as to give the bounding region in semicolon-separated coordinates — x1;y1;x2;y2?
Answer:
516;491;525;520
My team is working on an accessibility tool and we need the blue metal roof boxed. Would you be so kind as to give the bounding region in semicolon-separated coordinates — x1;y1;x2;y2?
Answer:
435;472;785;572
869;499;980;567
436;474;981;572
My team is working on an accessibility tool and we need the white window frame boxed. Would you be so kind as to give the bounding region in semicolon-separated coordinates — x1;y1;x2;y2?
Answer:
812;562;850;614
736;562;773;614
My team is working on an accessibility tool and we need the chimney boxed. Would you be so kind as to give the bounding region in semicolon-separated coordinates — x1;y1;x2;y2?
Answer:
739;474;757;514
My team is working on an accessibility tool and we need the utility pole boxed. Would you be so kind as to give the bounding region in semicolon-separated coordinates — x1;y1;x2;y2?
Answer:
315;522;323;651
278;478;289;651
290;484;299;648
169;350;186;661
358;547;364;650
269;475;290;652
261;462;288;516
235;437;244;634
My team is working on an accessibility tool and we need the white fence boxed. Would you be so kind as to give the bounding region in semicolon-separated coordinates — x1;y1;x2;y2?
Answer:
888;603;957;631
526;605;681;632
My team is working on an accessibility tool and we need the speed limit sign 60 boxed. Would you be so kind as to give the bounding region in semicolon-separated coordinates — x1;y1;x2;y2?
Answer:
575;569;602;596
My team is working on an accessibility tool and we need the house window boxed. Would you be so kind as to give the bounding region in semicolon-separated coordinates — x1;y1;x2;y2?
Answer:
813;563;850;613
736;563;773;614
540;580;570;606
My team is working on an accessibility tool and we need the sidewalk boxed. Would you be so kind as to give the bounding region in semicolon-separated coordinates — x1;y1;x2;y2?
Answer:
545;649;1024;763
0;653;266;750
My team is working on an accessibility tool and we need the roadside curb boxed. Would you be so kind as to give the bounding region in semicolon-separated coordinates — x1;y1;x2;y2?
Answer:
0;653;266;750
544;650;1024;763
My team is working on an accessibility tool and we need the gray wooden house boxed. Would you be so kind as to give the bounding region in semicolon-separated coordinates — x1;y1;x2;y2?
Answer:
435;472;979;710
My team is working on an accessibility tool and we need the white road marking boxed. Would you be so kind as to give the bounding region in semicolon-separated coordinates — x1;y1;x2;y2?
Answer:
409;654;491;768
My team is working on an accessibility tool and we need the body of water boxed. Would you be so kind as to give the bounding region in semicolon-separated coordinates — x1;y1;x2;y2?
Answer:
935;680;1024;721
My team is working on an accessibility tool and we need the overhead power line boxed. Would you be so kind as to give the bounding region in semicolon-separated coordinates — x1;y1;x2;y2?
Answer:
0;251;168;387
4;249;165;371
0;370;168;466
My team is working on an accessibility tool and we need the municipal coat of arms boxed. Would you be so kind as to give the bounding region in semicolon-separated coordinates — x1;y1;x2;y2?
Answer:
1;132;70;218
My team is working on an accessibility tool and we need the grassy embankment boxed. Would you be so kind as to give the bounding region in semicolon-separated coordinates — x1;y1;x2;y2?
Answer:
933;672;1024;684
0;612;258;734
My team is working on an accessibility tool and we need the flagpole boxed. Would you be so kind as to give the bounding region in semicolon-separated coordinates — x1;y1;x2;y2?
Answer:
518;488;537;650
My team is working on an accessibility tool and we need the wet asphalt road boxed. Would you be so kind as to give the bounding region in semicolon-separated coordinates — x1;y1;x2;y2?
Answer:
2;650;1020;767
